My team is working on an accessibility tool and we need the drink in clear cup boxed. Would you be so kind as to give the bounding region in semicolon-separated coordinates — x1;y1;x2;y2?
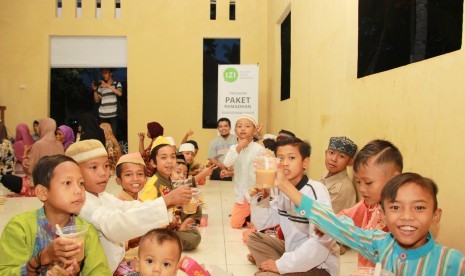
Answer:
183;198;198;214
255;156;279;189
57;225;88;261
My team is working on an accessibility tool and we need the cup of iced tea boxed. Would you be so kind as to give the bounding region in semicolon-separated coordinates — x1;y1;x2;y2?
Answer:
57;225;88;261
255;156;279;189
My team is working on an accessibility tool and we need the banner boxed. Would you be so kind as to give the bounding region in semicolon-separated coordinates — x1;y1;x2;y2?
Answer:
217;64;259;126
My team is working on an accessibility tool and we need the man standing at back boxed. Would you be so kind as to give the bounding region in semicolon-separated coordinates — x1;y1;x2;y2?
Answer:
208;118;237;181
92;68;123;136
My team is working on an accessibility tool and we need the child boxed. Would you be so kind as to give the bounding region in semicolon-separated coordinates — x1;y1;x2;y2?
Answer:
223;115;266;228
138;121;164;177
276;172;465;275
338;139;403;267
247;137;339;275
65;139;192;273
178;143;196;173
0;155;111;275
137;229;182;276
320;136;358;214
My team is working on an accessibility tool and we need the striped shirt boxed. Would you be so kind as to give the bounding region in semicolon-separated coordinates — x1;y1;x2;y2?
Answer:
296;195;465;275
97;81;122;118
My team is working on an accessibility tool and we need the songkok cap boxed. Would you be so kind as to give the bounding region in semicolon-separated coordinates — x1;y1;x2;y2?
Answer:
263;134;277;141
151;136;171;152
116;152;145;168
236;114;258;127
165;136;176;146
147;122;164;139
65;139;108;163
179;143;195;153
328;136;357;158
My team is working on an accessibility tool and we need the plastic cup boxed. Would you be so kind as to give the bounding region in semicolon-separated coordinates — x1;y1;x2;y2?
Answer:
57;225;88;261
349;267;394;276
255;156;279;189
183;198;198;214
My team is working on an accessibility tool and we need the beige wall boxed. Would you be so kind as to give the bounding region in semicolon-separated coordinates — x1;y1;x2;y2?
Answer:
267;0;465;251
1;0;464;252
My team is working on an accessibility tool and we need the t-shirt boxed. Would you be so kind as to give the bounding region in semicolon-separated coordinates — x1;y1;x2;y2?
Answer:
208;134;237;163
97;81;122;118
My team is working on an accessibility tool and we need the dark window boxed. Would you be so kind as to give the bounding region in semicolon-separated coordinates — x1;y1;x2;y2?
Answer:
210;1;216;20
230;1;236;21
281;12;291;101
97;0;101;8
203;39;241;128
358;0;463;78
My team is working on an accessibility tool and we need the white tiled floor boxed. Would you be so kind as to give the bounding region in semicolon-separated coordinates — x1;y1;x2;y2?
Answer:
0;178;358;275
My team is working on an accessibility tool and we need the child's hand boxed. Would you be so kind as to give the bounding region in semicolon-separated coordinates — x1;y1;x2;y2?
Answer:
137;132;145;141
220;168;233;178
163;185;193;207
314;226;325;238
46;259;80;276
42;238;82;266
259;259;278;273
203;165;218;177
186;129;194;137
237;137;253;151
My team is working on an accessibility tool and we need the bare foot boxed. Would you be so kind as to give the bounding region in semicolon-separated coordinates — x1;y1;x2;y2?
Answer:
247;253;256;265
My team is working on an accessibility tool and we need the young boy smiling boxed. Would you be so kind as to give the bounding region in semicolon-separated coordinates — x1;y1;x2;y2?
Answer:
247;137;339;275
65;139;192;273
276;172;465;275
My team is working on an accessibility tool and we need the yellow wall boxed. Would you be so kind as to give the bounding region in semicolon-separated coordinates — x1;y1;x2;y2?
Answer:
1;0;465;252
267;0;465;251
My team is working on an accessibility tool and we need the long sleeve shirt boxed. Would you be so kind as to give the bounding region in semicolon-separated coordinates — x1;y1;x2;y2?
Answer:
250;176;339;275
295;194;465;275
78;191;169;272
223;142;265;204
320;169;357;214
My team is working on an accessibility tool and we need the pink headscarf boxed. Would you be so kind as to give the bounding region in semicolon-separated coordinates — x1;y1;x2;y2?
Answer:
57;125;75;150
13;123;34;163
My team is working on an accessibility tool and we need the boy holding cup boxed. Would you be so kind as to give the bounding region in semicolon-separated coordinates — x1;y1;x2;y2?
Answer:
0;155;111;275
246;137;339;275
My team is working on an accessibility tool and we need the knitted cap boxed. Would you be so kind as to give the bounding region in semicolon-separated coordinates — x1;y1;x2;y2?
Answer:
65;139;108;163
116;152;145;168
236;114;258;127
179;143;195;153
151;136;171;151
328;136;357;158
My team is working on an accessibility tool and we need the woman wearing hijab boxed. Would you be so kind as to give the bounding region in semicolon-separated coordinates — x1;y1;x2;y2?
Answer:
56;125;75;150
13;123;34;164
2;118;64;196
137;121;164;176
100;122;121;174
78;113;106;146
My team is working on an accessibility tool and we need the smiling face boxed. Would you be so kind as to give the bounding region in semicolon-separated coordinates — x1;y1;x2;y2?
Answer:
153;145;176;179
38;161;86;216
218;120;231;138
383;182;441;250
138;239;180;276
78;156;111;196
355;159;399;206
235;118;256;140
325;149;352;177
116;163;146;199
171;163;188;181
276;144;308;186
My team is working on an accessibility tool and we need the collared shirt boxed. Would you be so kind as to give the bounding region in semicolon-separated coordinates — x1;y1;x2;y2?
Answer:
320;169;356;214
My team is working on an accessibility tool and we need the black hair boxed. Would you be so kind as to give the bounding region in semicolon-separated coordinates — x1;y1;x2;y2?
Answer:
380;172;438;211
115;162;145;178
274;136;311;159
33;120;39;125
176;153;189;175
32;155;78;189
0;121;7;141
262;138;276;152
150;143;171;164
139;228;183;261
353;139;403;174
277;129;296;139
217;117;231;127
186;140;198;150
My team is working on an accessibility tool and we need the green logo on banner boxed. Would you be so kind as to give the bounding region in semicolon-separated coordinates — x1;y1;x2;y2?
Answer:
223;68;238;82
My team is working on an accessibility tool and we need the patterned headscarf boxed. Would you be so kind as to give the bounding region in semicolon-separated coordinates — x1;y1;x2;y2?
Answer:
328;136;357;158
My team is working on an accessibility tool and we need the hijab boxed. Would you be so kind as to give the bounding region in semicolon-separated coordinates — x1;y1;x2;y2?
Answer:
57;125;75;150
22;118;64;176
78;113;105;146
13;123;34;163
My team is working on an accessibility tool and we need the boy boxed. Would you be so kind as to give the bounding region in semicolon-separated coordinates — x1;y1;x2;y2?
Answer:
116;152;147;201
0;155;111;275
178;143;197;175
223;115;266;228
247;137;339;275
320;136;358;214
208;117;237;181
138;229;182;276
276;172;465;275
65;139;192;273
